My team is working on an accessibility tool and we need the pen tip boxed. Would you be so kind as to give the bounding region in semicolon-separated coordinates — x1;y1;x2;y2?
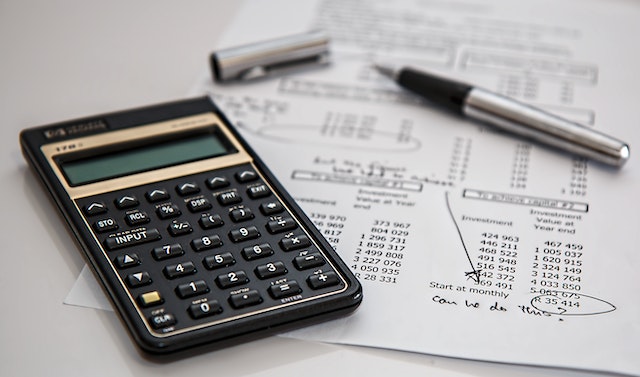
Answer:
371;63;397;79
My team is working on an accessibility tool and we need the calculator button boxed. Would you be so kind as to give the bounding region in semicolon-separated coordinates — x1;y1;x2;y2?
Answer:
176;280;209;299
188;300;222;319
199;213;224;229
115;253;140;269
94;217;118;233
241;243;274;260
115;195;139;209
229;290;262;309
138;291;163;307
259;201;284;215
235;170;258;183
104;228;161;250
293;253;326;270
168;220;193;236
215;270;249;289
255;261;288;279
217;190;242;206
146;189;169;203
229;226;260;243
187;197;212;212
149;313;176;329
152;243;184;260
279;234;311;251
247;184;271;199
156;203;181;219
203;252;236;270
206;176;230;190
163;261;196;279
126;271;152;288
176;182;200;196
125;210;150;226
307;271;340;290
191;234;223;251
84;202;107;216
230;207;254;222
266;217;297;233
268;280;302;299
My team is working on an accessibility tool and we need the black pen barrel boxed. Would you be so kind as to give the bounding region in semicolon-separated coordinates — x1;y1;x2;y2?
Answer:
397;68;472;114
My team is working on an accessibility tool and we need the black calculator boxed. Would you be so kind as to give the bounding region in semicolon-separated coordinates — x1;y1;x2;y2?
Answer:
20;97;362;353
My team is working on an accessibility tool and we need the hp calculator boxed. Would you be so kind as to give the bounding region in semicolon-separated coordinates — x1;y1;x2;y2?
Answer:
20;97;362;353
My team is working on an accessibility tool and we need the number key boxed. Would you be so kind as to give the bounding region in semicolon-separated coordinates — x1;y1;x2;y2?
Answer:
229;226;260;243
191;234;223;251
188;300;222;319
215;270;249;289
203;252;235;270
152;243;184;260
255;261;287;279
176;280;209;299
242;243;274;260
163;261;196;279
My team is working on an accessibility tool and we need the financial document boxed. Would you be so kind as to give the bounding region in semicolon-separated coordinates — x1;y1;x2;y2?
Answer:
190;0;640;375
67;0;640;375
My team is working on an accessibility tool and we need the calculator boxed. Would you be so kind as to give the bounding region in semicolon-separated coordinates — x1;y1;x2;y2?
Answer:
20;97;362;353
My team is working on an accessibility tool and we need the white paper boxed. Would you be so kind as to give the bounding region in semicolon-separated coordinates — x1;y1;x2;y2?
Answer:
65;0;640;375
188;0;640;375
64;265;113;312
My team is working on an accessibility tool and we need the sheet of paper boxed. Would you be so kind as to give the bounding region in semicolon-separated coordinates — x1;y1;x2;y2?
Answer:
188;0;640;375
64;265;113;312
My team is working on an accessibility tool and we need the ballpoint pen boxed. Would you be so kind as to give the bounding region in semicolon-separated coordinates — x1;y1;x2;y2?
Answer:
373;64;630;167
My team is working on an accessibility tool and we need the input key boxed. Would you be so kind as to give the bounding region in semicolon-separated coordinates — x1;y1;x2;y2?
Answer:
104;228;161;250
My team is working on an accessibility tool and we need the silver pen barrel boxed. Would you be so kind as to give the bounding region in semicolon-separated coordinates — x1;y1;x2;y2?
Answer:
463;88;630;167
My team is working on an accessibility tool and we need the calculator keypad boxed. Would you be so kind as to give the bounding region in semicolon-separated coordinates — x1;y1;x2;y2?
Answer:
76;163;346;335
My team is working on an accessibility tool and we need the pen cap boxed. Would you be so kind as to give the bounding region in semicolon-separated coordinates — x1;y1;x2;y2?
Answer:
210;30;330;82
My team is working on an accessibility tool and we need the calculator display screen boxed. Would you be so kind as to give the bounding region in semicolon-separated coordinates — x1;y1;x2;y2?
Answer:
59;131;234;186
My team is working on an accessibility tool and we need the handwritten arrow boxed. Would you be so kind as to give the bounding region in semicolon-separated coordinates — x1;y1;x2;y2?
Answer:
445;191;481;284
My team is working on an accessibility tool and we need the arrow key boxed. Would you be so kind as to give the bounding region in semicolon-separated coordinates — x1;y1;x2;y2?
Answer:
176;182;200;196
83;201;107;216
115;195;139;209
259;201;284;215
115;253;140;269
145;188;170;203
125;271;152;287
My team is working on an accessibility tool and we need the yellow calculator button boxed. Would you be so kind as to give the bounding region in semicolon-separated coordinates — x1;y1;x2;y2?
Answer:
139;291;163;307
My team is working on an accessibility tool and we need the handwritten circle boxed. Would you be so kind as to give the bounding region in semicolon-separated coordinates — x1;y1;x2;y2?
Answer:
531;291;616;316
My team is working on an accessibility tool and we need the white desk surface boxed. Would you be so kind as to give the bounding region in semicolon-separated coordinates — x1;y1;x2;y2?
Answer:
0;1;614;376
